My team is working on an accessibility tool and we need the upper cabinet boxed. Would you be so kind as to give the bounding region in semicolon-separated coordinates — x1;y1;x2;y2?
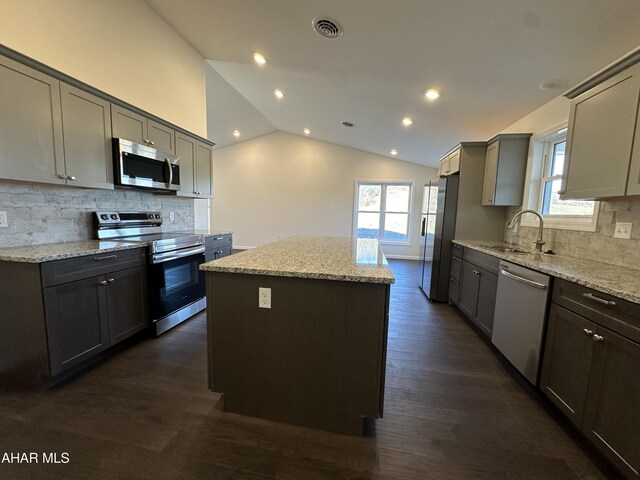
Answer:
176;133;212;198
482;133;531;206
0;56;66;185
111;105;175;153
562;61;640;199
439;149;461;176
60;84;113;189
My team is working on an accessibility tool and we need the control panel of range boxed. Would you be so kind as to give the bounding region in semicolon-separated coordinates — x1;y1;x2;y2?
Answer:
95;211;162;224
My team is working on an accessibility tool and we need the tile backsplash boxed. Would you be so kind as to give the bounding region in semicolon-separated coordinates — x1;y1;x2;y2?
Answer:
0;180;195;248
505;198;640;270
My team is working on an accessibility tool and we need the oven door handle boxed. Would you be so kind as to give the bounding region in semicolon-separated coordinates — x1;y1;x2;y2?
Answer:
151;245;205;264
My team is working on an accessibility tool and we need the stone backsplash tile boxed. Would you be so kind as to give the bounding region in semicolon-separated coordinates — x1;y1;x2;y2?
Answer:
505;200;640;271
0;180;194;248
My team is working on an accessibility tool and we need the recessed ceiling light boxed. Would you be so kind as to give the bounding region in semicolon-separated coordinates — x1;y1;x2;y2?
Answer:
425;88;440;100
253;53;266;65
233;130;240;137
274;89;285;99
390;149;398;156
303;128;310;135
402;117;413;127
341;121;355;128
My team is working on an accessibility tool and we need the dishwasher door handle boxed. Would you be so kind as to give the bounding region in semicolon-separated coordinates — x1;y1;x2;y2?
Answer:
500;268;547;289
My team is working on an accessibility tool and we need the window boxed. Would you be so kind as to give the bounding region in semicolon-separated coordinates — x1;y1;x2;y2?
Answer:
521;128;598;231
354;182;413;243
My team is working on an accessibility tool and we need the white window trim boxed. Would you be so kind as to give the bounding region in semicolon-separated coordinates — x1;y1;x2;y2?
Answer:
520;124;599;232
353;180;415;246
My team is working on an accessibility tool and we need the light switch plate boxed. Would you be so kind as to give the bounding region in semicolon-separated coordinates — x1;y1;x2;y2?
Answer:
0;211;7;228
614;222;632;239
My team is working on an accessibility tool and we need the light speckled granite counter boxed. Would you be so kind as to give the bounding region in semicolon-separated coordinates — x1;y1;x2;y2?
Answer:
200;236;395;284
178;230;232;238
454;240;640;304
0;241;144;263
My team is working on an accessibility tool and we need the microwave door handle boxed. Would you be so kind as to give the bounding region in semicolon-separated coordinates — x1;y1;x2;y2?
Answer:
165;158;173;188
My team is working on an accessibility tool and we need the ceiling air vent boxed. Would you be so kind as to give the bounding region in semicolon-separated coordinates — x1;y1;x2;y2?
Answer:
312;17;343;39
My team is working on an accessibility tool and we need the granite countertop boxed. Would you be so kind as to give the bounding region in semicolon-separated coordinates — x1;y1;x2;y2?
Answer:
200;236;395;284
0;241;145;263
454;240;640;304
178;230;232;238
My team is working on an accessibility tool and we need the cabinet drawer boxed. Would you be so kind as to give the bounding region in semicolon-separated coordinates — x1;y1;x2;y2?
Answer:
205;234;232;251
452;243;463;258
462;248;499;275
553;279;640;344
41;248;146;288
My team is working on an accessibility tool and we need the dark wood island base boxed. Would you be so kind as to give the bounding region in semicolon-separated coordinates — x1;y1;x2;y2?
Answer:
202;236;394;435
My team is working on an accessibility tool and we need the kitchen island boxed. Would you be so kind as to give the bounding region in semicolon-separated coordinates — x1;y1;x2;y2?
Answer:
200;236;395;435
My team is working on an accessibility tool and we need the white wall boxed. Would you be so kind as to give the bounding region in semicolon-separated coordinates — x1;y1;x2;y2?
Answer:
212;131;436;258
0;0;206;136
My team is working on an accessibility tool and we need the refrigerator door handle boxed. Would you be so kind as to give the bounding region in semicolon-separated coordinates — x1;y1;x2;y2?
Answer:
421;217;426;236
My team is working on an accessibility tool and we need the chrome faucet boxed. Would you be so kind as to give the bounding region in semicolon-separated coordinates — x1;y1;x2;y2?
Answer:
508;209;545;253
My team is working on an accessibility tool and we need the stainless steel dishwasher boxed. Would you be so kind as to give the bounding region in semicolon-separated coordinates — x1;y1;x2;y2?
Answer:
491;260;551;385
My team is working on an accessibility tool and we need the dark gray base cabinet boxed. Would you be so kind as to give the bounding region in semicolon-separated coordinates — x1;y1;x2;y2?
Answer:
540;280;640;479
205;234;233;262
453;248;499;338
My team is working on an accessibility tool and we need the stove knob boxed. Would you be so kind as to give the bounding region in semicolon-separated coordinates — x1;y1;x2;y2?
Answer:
100;214;109;220
148;213;154;219
110;214;118;220
155;214;161;219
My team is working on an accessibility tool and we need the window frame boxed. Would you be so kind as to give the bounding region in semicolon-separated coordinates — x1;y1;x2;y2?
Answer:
520;125;599;232
353;180;415;245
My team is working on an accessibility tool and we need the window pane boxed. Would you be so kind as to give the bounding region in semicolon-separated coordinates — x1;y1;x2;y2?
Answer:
385;185;410;212
428;185;439;214
422;186;429;213
551;141;566;176
542;179;595;216
358;185;381;212
383;213;408;241
356;212;380;238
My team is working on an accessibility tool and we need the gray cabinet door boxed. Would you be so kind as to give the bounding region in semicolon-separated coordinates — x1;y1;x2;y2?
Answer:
458;261;478;320
474;268;497;337
0;55;65;185
540;304;595;427
44;276;109;376
564;62;640;199
111;104;146;144
582;327;640;478
195;141;213;198
106;266;148;344
60;84;113;189
147;120;175;153
176;133;196;197
482;142;499;205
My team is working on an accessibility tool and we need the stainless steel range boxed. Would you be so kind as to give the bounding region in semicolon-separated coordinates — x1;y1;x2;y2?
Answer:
94;211;206;335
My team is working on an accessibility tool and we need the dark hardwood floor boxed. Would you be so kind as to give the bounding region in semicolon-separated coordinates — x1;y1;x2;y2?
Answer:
0;260;620;479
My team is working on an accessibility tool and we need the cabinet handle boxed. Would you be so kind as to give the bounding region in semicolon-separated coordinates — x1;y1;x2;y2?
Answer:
216;250;223;255
583;329;593;336
57;173;67;179
592;334;604;342
107;278;115;283
582;293;616;306
450;279;458;284
213;236;225;240
68;175;76;181
93;254;117;261
99;280;108;286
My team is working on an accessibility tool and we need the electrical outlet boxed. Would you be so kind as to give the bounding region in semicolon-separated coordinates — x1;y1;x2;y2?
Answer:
614;222;632;239
258;287;271;309
169;211;175;222
0;211;7;228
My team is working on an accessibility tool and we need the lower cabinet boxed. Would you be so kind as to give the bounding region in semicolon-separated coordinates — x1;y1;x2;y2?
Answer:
455;249;499;338
205;234;233;262
106;266;148;344
540;279;640;479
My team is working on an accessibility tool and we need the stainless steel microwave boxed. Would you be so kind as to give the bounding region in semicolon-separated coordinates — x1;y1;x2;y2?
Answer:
113;138;180;192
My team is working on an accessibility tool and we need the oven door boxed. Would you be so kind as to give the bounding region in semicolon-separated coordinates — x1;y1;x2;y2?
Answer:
147;248;205;322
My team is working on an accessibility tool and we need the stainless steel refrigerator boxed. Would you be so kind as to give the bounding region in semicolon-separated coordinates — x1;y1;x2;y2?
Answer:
418;175;460;302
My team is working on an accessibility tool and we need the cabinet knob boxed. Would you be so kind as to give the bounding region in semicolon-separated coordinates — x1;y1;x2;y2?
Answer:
473;270;480;275
68;175;76;181
149;141;155;146
107;278;115;283
583;329;593;336
58;173;67;179
99;280;108;286
592;334;604;342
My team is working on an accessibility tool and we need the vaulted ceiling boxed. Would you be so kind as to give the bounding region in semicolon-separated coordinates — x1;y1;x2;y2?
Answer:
146;0;640;167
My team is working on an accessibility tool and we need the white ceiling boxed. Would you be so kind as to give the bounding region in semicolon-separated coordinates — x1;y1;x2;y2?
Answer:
146;0;640;167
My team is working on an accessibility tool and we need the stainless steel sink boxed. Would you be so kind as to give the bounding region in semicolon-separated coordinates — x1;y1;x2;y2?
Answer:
487;245;531;255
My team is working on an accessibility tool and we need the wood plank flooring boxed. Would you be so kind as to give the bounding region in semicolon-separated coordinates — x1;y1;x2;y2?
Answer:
0;260;621;479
